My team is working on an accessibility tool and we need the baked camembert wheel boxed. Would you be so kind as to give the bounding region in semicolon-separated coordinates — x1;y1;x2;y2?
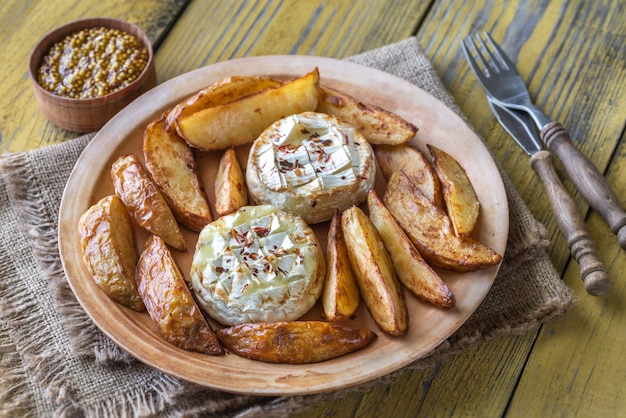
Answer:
190;205;325;325
246;112;376;224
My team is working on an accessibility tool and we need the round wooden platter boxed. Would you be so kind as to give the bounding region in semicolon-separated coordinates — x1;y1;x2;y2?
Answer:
58;55;509;396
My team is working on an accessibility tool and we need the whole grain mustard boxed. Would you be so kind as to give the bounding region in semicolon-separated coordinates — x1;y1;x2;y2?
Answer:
38;26;149;99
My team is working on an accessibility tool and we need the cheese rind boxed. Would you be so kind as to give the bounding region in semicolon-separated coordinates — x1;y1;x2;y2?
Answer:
190;205;325;325
246;112;376;224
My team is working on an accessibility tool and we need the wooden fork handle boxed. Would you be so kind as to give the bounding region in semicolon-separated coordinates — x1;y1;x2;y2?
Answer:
542;122;626;250
530;150;610;296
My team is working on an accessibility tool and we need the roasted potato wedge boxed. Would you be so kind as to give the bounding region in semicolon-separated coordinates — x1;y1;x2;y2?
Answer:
384;172;502;272
427;144;480;237
317;85;417;145
215;321;376;364
322;211;360;321
214;148;248;216
143;117;212;232
111;154;186;251
136;235;223;355
367;190;453;308
374;143;444;209
78;195;145;311
165;76;281;129
175;68;320;151
341;206;407;336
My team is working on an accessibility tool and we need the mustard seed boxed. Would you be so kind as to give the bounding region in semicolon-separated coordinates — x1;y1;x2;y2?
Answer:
38;26;149;99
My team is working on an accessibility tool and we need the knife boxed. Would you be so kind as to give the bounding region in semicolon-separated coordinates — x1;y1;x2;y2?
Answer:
488;99;610;295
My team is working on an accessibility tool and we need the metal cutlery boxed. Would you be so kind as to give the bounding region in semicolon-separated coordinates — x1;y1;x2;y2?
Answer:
488;100;610;295
461;31;626;250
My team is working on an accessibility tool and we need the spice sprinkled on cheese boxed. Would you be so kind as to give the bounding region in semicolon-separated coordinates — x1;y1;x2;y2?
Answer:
246;112;376;224
190;205;325;325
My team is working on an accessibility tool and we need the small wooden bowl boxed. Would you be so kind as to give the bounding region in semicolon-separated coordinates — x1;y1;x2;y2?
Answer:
28;18;157;133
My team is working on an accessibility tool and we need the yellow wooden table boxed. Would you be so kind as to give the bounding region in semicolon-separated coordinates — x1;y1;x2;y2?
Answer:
2;0;624;416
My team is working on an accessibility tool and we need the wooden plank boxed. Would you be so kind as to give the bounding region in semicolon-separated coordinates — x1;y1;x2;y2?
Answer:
0;0;189;153
154;0;430;81
507;135;626;417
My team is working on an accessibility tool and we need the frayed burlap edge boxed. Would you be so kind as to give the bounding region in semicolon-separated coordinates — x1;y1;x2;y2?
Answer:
1;144;273;418
0;304;38;418
0;152;65;418
0;151;200;417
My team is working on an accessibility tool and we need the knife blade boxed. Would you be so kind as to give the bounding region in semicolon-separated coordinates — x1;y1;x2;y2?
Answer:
488;99;610;295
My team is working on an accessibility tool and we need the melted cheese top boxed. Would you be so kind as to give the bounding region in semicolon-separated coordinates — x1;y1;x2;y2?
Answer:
190;205;323;325
254;112;365;195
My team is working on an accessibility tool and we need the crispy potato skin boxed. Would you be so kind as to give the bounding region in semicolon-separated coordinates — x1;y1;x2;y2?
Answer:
143;117;212;232
111;154;186;251
216;321;376;364
367;190;453;308
175;69;320;151
341;206;407;336
375;144;444;209
322;211;360;321
384;172;502;272
427;144;480;237
78;195;145;311
136;236;223;355
317;86;417;145
214;148;248;216
165;76;281;130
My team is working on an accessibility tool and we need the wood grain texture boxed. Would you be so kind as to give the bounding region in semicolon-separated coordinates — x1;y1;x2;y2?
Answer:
507;133;626;418
542;122;626;249
0;0;188;153
154;0;430;81
530;150;609;295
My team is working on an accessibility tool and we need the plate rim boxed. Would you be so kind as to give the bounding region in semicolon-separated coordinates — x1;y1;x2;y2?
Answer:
58;55;509;396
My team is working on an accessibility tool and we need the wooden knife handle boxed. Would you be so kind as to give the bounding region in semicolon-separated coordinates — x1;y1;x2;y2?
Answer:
530;150;610;296
542;122;626;250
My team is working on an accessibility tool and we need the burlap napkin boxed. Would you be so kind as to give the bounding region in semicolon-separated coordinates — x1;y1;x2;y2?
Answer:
0;37;575;417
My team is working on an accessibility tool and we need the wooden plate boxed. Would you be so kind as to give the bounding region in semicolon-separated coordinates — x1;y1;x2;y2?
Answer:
58;55;508;396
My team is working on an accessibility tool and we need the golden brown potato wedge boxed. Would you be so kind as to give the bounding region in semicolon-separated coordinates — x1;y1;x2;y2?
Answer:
383;172;502;272
111;154;186;251
214;148;248;216
78;195;145;312
317;85;417;145
322;211;360;321
136;235;223;355
367;190;453;308
143;117;212;232
165;76;281;130
374;143;445;209
427;144;480;237
341;205;407;336
215;321;376;364
175;68;320;151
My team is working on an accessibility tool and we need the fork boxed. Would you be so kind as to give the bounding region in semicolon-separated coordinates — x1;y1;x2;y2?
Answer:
462;32;626;250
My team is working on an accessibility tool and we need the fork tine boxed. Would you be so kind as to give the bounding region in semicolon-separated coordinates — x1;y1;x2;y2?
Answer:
472;32;504;75
479;32;514;73
461;36;491;79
